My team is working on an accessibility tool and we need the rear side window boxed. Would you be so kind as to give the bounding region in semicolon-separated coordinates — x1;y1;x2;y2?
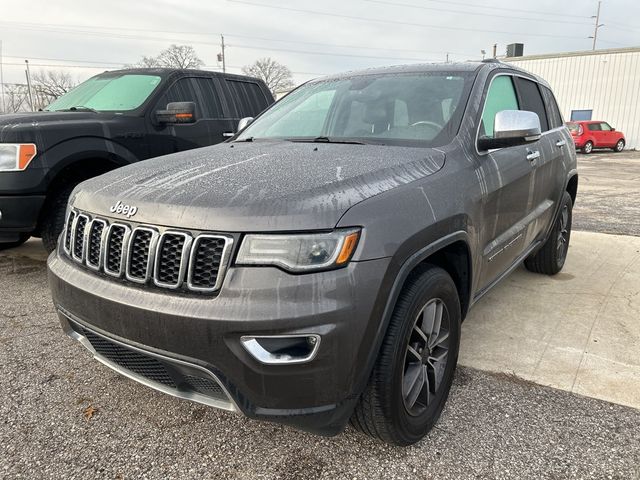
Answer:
481;75;519;138
588;123;602;131
566;123;580;133
600;122;612;131
514;77;549;132
227;80;270;117
156;77;224;119
541;86;564;129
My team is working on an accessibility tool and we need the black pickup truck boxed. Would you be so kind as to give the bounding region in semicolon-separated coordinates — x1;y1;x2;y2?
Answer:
0;68;273;251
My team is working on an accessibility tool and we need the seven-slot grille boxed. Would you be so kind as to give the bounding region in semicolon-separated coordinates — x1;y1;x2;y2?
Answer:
63;210;232;294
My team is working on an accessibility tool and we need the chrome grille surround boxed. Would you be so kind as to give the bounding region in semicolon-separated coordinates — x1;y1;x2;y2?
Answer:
62;209;232;294
125;227;159;284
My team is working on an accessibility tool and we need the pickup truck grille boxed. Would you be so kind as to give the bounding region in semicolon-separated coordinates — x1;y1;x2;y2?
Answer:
63;209;233;294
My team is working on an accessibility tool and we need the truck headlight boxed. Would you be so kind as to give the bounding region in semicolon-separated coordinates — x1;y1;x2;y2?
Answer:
236;229;360;272
0;144;37;171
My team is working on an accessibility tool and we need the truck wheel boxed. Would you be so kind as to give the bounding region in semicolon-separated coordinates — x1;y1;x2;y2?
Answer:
524;191;572;275
0;234;30;251
582;141;593;154
41;185;75;253
613;139;625;152
350;265;461;446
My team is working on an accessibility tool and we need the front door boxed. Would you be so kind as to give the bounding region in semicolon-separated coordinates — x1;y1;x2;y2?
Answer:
146;76;236;158
476;74;540;290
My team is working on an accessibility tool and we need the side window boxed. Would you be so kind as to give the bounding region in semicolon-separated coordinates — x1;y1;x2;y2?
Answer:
481;75;519;138
541;86;564;129
155;77;224;119
227;80;270;117
588;123;602;131
600;122;612;131
514;77;550;132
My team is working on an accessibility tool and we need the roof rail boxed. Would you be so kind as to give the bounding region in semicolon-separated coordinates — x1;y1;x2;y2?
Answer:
481;58;503;64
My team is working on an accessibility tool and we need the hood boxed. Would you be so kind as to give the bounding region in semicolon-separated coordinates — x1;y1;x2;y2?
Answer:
72;140;445;232
0;111;118;143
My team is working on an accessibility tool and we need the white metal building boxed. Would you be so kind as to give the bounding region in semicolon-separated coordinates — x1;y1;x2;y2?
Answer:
506;47;640;149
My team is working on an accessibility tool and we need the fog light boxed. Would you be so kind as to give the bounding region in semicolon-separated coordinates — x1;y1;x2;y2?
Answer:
240;335;321;365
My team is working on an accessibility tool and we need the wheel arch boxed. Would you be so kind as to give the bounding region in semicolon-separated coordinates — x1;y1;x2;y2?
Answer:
566;173;578;206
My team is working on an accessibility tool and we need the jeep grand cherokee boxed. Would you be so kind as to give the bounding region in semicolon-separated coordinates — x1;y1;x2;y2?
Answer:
48;61;577;446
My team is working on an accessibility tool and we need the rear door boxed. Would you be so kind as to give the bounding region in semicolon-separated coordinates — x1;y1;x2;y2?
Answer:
222;78;272;131
515;79;566;243
476;73;539;289
147;75;234;157
587;122;603;147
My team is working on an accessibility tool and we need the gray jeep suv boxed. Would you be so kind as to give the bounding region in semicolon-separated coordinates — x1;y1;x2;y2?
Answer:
48;60;577;446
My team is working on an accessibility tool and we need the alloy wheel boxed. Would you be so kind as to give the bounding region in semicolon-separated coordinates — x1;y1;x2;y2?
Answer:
557;204;569;263
402;298;450;416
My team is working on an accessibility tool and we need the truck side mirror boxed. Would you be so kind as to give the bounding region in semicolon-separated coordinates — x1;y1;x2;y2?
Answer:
156;102;197;124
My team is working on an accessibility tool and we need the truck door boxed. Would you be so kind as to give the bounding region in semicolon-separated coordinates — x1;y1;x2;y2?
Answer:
146;76;236;157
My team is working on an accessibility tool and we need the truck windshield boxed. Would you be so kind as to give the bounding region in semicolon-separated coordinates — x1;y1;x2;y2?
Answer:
237;72;474;147
46;74;162;112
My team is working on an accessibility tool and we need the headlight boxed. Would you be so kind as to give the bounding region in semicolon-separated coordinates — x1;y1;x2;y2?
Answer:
236;229;360;272
0;144;37;171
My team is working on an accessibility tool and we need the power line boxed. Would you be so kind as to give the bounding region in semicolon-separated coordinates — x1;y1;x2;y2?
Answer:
226;0;590;40
365;0;593;25
376;0;591;19
0;21;475;58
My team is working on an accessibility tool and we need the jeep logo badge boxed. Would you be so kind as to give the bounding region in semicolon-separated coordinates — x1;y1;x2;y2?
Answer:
109;201;138;218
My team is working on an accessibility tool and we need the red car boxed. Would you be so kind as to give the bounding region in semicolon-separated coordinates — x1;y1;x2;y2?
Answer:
567;121;626;154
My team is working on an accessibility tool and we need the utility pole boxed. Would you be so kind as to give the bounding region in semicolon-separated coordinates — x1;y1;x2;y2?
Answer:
25;59;34;112
591;1;604;51
492;44;498;59
0;40;5;113
445;52;450;63
220;35;226;73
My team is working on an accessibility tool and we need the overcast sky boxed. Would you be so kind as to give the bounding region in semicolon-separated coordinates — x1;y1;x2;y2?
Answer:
1;0;639;86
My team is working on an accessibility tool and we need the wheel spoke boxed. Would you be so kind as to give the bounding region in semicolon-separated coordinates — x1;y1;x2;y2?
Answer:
420;301;437;338
431;329;450;349
412;324;428;344
427;302;443;349
407;345;422;362
403;362;425;409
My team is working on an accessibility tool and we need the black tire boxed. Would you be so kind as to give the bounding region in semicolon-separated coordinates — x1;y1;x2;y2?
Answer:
0;233;30;251
524;191;573;275
350;265;461;446
582;141;593;154
41;184;75;253
613;139;625;152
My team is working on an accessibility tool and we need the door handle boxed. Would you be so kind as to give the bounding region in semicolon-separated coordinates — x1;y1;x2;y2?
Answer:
556;140;567;148
222;132;235;137
526;150;541;162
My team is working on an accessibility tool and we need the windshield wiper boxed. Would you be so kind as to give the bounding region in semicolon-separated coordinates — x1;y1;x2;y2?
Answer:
290;136;370;145
234;137;254;142
66;106;98;113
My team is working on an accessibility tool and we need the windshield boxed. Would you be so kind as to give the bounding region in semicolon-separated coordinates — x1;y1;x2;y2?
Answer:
46;74;162;112
237;72;474;147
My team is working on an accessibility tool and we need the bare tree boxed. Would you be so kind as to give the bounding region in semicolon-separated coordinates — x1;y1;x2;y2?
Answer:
2;84;29;113
31;70;77;110
242;58;294;94
126;45;204;69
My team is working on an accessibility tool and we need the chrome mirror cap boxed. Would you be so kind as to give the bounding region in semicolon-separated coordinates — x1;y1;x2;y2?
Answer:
237;117;254;132
494;110;542;141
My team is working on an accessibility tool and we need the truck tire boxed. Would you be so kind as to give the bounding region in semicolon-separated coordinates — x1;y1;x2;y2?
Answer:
41;185;75;253
350;265;461;446
0;234;30;251
524;191;572;275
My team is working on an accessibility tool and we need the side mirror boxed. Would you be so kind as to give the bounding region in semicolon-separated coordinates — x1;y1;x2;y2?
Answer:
238;117;254;132
611;127;616;131
478;110;541;150
156;102;196;124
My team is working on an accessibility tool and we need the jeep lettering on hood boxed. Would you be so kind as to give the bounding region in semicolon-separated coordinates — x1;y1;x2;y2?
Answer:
109;201;138;218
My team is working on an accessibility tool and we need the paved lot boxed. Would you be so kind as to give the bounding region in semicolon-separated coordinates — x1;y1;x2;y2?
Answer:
573;150;640;236
1;255;639;480
2;151;640;479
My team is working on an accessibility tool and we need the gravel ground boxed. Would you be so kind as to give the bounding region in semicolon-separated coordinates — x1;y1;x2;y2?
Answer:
1;255;639;480
572;150;640;236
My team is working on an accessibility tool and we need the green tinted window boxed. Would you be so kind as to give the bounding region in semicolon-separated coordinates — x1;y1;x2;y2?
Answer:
481;76;519;137
47;74;162;112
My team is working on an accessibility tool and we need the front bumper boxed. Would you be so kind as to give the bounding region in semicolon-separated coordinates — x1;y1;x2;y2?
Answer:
0;194;45;241
48;248;392;435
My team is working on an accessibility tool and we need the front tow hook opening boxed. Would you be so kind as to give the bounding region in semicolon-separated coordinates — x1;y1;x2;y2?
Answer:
240;335;320;365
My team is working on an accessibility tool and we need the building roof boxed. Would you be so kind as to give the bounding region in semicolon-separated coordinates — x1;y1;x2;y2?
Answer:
505;46;640;62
